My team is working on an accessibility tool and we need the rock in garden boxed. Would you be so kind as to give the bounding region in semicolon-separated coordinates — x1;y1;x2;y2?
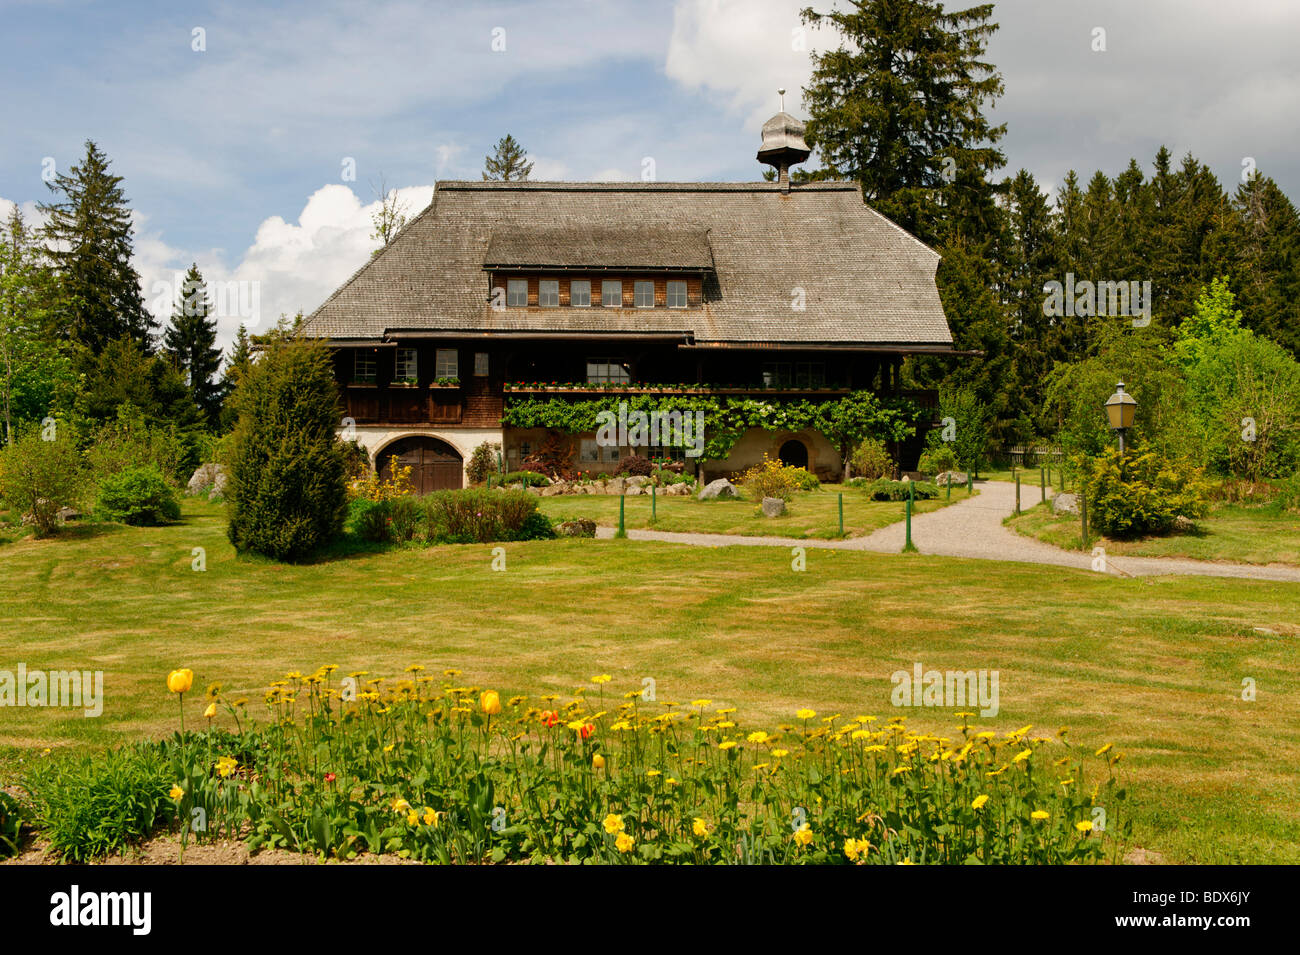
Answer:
556;519;596;538
936;471;967;487
541;484;565;496
761;496;786;517
605;478;626;495
187;462;227;496
626;475;650;488
1172;515;1196;533
698;478;737;500
667;483;691;496
626;485;643;496
1052;493;1079;515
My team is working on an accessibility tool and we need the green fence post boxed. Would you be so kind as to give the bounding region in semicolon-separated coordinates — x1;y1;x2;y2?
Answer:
1040;466;1046;503
617;493;627;539
651;483;657;523
1080;484;1088;547
946;474;951;501
967;471;973;494
903;481;916;552
837;492;844;536
1015;473;1021;515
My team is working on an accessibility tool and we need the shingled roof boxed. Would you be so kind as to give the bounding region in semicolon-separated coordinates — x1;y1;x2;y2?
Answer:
300;180;952;348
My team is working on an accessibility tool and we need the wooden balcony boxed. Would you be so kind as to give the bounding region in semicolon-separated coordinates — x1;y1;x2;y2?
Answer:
342;383;500;428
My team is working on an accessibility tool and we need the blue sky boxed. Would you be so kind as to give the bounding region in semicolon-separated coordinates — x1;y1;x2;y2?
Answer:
3;0;1298;348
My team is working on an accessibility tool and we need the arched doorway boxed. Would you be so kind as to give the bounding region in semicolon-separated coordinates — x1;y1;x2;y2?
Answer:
377;436;463;493
778;439;809;470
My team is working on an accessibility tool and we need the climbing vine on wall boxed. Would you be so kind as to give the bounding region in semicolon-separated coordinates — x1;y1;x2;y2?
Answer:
501;392;923;464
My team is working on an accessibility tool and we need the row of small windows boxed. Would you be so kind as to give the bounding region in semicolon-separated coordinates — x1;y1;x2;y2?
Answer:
505;279;688;309
355;348;488;382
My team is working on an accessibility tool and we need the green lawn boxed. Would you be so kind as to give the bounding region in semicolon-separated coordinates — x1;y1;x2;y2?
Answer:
1;498;1298;863
1007;500;1300;566
538;483;973;538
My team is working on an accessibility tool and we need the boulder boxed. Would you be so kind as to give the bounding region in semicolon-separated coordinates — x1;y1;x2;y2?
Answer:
1172;514;1196;533
761;496;786;517
556;519;597;538
697;478;738;500
666;482;691;496
626;475;650;488
1052;493;1079;515
626;485;644;496
935;471;968;487
541;483;566;497
605;478;626;495
187;463;227;497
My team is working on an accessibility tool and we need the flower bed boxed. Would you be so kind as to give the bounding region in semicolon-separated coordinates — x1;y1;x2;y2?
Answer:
20;669;1128;864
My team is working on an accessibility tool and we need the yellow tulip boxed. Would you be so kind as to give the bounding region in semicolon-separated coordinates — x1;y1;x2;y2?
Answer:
480;690;502;715
203;702;217;720
167;668;194;694
592;753;605;770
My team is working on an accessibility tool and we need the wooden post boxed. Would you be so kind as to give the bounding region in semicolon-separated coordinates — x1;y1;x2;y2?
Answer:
903;481;915;552
946;474;951;501
617;493;627;539
651;483;657;523
837;492;844;536
1040;466;1046;503
1015;473;1021;515
1080;484;1088;547
967;471;973;494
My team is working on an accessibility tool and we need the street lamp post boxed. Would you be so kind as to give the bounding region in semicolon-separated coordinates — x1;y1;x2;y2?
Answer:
1104;381;1138;453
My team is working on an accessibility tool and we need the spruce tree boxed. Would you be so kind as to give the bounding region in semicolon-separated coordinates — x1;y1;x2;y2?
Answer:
482;134;534;181
800;0;1006;246
163;263;224;427
219;324;254;431
38;140;155;352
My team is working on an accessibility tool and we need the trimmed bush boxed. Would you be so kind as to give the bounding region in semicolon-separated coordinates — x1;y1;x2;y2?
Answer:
1082;448;1209;538
226;339;349;562
94;465;180;525
856;478;940;501
466;441;499;485
502;470;551;488
422;488;552;543
788;467;820;491
918;445;958;476
616;453;656;477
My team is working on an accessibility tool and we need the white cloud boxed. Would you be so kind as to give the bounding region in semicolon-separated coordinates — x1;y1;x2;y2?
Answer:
137;183;433;352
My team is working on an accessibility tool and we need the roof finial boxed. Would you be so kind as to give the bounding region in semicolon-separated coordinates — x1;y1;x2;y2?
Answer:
778;87;786;112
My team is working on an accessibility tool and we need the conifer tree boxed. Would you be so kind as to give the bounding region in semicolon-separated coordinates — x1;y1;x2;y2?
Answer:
38;140;154;352
163;263;224;427
482;134;534;181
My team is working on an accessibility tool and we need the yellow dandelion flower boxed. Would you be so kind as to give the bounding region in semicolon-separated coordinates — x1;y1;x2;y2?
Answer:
795;708;816;720
615;832;635;853
971;794;990;810
602;813;624;834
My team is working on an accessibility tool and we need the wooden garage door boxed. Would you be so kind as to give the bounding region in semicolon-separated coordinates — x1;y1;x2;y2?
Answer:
377;437;463;493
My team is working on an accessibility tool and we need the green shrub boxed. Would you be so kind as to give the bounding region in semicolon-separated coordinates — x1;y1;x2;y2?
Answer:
856;478;940;501
789;467;820;491
918;445;958;476
94;465;180;525
0;790;23;858
0;425;87;536
850;438;894;480
739;457;804;501
422;489;550;543
653;469;691;486
226;339;349;562
1082;448;1210;538
1275;473;1300;513
349;498;391;543
502;470;551;488
26;745;173;862
466;442;499;485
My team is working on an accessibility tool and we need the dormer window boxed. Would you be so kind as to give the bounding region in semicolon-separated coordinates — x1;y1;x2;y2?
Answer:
602;280;622;308
507;279;528;307
634;280;654;308
667;280;687;308
539;280;559;307
570;280;591;307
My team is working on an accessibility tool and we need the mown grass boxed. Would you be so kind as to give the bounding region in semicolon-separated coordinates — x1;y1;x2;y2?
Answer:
0;497;1298;863
1007;499;1300;566
538;483;973;538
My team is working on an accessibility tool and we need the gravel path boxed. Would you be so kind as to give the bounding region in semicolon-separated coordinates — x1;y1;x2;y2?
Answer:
594;481;1300;582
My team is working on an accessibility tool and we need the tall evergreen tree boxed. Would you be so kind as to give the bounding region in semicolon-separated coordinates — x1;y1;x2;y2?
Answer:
219;323;254;431
482;134;534;181
800;0;1006;247
163;263;224;427
1231;173;1300;358
38;140;154;353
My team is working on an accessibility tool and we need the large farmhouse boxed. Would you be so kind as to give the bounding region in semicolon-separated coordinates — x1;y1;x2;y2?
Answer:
300;110;955;491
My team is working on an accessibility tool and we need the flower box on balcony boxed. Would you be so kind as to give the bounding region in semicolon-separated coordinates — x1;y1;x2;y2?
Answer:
348;381;378;388
389;381;419;389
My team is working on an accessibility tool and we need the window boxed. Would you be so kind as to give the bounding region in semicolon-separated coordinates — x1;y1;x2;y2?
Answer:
763;361;825;388
353;351;376;383
762;362;790;388
539;280;559;307
634;280;654;308
580;438;621;465
602;280;622;308
394;347;418;382
586;359;631;384
570;280;591;307
435;348;459;379
474;352;489;377
507;279;528;307
667;280;687;308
